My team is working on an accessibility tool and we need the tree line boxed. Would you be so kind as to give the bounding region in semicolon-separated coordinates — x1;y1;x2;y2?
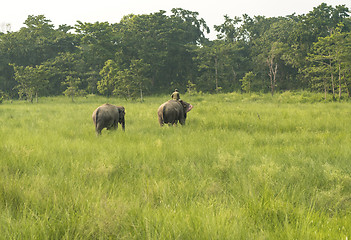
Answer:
0;3;350;102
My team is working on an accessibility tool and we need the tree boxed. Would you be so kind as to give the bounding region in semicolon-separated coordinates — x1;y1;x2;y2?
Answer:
305;24;351;100
41;52;85;96
113;9;209;93
0;39;15;97
186;80;197;96
128;59;151;101
305;37;335;100
170;8;210;44
265;42;288;96
331;26;351;99
193;41;220;93
103;59;151;101
99;58;151;101
0;15;77;98
13;64;49;102
75;21;117;73
62;76;86;102
15;15;76;66
294;3;350;90
240;72;256;93
98;59;119;97
214;15;242;42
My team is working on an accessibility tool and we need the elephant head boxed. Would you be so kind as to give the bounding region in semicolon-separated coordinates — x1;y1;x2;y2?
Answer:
180;100;193;113
118;106;126;130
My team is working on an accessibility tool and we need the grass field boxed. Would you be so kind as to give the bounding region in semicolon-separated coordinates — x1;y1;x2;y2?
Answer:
1;92;351;239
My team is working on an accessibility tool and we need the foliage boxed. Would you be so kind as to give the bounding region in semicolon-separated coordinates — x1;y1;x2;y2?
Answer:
0;4;350;100
62;76;87;101
98;59;118;97
186;80;197;96
99;59;151;101
0;90;3;103
240;71;256;93
304;24;351;100
12;64;49;102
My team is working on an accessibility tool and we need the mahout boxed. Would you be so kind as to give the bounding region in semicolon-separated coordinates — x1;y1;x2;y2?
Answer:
157;100;193;126
92;103;125;135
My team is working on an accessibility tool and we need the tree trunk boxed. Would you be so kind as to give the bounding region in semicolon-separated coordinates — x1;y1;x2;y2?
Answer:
140;84;143;102
324;78;327;101
29;92;33;103
231;66;237;87
214;56;219;93
268;58;278;97
338;63;341;100
343;71;350;98
329;61;335;99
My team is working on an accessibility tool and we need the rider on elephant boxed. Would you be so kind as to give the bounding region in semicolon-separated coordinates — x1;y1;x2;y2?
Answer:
171;89;180;101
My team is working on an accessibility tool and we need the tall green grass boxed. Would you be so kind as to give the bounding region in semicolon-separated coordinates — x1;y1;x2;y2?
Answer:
1;93;351;239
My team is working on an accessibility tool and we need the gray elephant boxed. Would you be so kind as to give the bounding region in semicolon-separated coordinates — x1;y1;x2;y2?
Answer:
92;103;125;135
157;100;193;126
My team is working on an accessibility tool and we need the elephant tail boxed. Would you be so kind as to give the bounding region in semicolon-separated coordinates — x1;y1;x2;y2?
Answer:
157;105;165;126
162;105;167;122
94;107;99;130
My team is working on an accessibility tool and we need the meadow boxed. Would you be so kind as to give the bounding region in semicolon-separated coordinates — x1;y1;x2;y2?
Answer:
1;92;351;239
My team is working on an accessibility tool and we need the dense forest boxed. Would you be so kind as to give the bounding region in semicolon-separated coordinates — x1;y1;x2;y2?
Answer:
0;3;350;101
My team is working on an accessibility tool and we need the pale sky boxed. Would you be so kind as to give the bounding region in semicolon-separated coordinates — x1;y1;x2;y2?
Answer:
1;0;350;39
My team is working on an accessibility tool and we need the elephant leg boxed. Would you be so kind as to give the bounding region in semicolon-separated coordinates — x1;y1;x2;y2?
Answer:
96;123;103;135
96;128;102;135
112;121;118;130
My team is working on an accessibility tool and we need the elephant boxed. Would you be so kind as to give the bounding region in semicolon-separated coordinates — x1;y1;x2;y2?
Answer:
92;103;125;135
157;100;193;126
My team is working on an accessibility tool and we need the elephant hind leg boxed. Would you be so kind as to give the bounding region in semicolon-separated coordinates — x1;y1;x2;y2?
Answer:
95;127;102;135
96;123;103;135
113;120;119;130
158;111;164;126
158;118;164;126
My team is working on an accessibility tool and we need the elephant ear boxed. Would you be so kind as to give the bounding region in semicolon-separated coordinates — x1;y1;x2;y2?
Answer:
180;100;187;108
180;101;192;112
187;104;193;112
